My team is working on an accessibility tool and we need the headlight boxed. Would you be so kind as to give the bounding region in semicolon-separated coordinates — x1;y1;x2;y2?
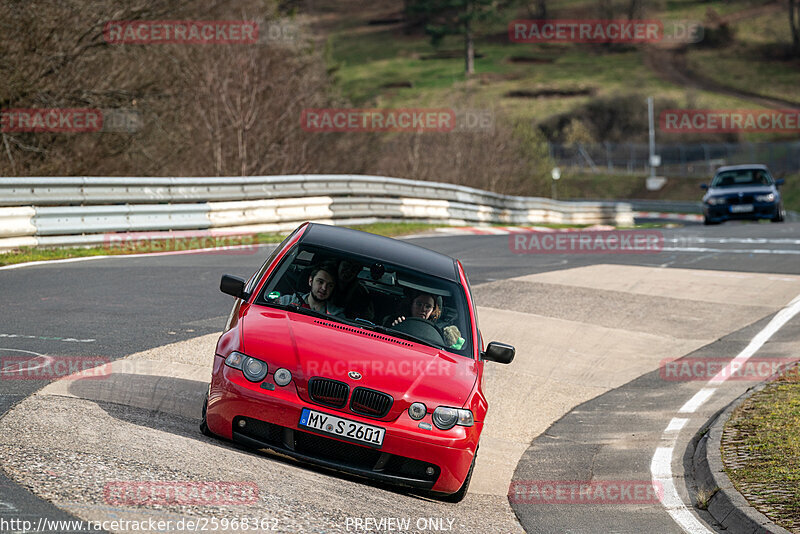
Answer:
225;351;245;369
273;368;292;386
706;196;727;205
242;356;268;382
755;193;775;202
408;402;427;420
432;406;474;430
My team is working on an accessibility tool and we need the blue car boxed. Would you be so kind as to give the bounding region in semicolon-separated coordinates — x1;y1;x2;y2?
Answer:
701;164;785;225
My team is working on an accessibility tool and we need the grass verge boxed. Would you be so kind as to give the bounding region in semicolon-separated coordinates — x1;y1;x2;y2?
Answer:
723;367;800;532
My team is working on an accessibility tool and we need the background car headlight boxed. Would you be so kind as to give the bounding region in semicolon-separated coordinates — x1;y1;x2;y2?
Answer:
242;356;268;382
408;402;427;420
755;193;775;202
432;406;474;430
273;368;292;386
224;351;245;370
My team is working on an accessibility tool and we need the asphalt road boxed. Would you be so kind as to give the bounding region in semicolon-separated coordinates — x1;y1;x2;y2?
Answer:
1;220;799;533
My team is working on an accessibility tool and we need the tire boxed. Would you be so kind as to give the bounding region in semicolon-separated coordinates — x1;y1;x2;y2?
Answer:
440;451;476;503
771;204;785;223
200;388;214;437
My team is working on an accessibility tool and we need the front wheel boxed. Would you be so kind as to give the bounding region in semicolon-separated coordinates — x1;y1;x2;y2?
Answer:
771;203;785;223
200;387;214;437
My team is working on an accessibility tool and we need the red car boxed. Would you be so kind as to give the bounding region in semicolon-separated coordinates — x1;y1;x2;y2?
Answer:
201;222;515;501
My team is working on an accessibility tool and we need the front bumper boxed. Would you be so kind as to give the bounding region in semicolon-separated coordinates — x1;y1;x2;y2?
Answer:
703;201;779;221
206;357;479;493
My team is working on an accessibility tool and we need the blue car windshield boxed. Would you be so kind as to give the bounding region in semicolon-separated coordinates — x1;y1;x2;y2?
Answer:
254;244;474;357
711;170;773;188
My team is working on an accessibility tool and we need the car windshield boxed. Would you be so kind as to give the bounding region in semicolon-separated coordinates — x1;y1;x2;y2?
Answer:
711;169;773;188
253;244;474;357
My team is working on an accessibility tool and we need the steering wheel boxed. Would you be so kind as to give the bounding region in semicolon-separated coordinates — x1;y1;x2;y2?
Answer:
389;317;445;346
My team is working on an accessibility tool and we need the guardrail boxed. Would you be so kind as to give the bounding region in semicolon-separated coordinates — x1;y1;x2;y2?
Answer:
0;175;634;251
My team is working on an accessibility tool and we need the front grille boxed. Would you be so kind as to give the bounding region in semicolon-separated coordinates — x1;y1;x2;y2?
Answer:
294;428;382;467
350;387;393;418
308;378;349;408
728;194;755;204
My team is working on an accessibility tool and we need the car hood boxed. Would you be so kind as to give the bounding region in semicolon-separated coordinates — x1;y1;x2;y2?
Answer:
706;185;775;197
240;306;478;410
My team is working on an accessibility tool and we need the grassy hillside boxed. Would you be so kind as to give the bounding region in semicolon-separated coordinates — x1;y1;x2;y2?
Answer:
312;0;800;207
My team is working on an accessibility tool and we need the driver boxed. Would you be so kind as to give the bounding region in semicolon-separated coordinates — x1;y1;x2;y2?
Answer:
390;291;440;325
278;262;344;317
389;291;463;348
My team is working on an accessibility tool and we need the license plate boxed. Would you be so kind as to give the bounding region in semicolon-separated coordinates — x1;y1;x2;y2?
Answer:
299;408;385;447
730;204;753;213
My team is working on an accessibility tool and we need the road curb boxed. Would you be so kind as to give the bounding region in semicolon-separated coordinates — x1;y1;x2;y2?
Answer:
693;383;793;534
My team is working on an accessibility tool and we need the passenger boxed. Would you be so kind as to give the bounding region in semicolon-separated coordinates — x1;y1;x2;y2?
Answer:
332;259;375;321
278;261;344;317
388;291;463;348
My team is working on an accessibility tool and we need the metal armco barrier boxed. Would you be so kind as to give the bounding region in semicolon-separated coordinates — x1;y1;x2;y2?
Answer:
0;175;634;250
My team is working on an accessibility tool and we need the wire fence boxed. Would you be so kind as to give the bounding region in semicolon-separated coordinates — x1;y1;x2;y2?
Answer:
550;141;800;177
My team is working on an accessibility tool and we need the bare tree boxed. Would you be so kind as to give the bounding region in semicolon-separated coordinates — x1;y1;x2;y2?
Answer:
791;0;800;56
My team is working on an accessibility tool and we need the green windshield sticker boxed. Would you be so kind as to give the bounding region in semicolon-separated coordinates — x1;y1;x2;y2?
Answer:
267;291;281;299
450;337;466;350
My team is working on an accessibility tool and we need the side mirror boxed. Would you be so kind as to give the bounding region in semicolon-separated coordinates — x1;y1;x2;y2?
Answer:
700;183;708;190
220;274;248;300
775;179;785;186
482;341;515;364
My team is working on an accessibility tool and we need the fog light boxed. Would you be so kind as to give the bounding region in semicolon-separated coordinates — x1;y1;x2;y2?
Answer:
408;402;427;420
238;419;246;428
274;368;292;386
426;467;435;476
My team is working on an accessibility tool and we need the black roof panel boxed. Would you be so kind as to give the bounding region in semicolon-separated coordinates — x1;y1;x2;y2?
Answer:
299;223;458;282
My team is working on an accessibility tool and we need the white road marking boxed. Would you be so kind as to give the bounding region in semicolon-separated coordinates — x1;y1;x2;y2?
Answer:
678;388;717;414
665;418;689;433
650;448;713;534
0;333;95;343
661;246;800;255
653;291;800;534
710;293;800;385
